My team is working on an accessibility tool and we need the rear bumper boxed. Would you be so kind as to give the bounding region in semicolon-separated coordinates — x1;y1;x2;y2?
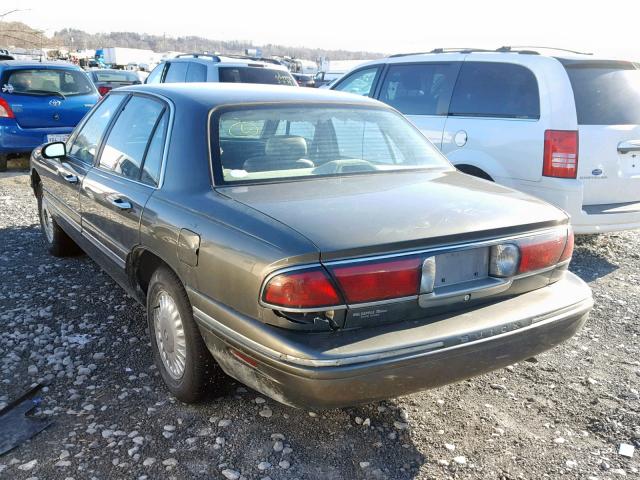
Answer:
503;177;640;234
0;121;73;155
192;272;592;409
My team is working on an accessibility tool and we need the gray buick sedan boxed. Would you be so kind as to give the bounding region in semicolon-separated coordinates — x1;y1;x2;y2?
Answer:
30;83;593;408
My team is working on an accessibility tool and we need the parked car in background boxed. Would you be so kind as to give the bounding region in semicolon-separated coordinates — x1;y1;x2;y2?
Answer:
0;61;99;171
0;49;14;61
88;68;141;96
332;47;640;234
291;73;315;87
145;53;296;86
30;83;591;408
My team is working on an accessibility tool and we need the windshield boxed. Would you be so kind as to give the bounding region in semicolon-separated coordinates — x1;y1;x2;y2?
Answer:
564;61;640;125
3;68;95;97
94;70;139;82
218;67;295;86
212;105;451;184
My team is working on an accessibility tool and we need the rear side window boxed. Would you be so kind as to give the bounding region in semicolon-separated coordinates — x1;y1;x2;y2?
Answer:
4;68;94;96
98;96;166;183
68;94;124;164
94;71;139;82
163;62;189;83
564;61;640;125
186;63;207;82
334;67;379;96
218;67;295;86
449;62;540;119
379;63;459;116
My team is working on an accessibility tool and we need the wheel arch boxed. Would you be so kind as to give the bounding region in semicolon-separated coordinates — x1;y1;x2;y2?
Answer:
454;164;494;181
127;247;182;300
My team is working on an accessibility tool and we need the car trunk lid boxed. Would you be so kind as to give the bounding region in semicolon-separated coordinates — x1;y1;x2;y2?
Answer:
217;170;568;261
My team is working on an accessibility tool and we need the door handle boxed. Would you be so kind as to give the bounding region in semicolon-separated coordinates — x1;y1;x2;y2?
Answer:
62;173;78;184
617;140;640;154
109;197;132;210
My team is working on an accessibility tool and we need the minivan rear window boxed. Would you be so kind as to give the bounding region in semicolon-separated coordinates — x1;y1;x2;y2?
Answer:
563;61;640;125
449;62;540;119
3;68;94;97
219;67;295;86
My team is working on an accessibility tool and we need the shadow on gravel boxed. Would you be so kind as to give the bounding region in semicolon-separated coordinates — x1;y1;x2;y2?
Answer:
570;235;619;282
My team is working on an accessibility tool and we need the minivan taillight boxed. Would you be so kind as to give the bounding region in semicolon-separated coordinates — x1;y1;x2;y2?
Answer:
0;97;15;118
543;130;578;178
262;267;342;309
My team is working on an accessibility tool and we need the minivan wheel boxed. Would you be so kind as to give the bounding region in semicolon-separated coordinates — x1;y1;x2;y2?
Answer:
147;265;216;403
36;183;81;256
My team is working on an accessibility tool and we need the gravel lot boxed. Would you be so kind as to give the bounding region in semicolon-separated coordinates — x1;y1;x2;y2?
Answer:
0;170;638;480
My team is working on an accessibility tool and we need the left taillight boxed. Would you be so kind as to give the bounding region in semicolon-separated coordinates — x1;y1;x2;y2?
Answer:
262;267;342;309
0;97;15;118
515;227;573;274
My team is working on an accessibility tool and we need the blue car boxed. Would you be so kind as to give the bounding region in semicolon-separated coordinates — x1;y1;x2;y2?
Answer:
0;61;99;171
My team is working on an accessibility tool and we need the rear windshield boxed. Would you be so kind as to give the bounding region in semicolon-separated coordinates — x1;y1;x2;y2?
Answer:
94;71;139;82
211;105;451;184
219;67;295;86
3;68;95;97
564;61;640;125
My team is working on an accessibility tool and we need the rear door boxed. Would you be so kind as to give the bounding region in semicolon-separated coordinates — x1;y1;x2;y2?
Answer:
562;60;640;205
2;67;98;129
80;94;168;266
441;61;544;180
375;62;461;147
162;62;189;83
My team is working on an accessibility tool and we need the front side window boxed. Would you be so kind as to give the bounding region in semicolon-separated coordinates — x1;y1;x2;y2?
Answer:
379;63;459;116
449;62;540;119
218;67;296;86
212;105;451;184
4;68;95;96
334;67;379;96
98;96;165;182
68;94;125;164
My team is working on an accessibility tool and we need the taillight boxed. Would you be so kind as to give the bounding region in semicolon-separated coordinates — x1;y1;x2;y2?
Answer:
543;130;578;178
262;267;342;309
515;228;571;274
0;97;15;118
331;257;422;303
98;86;112;96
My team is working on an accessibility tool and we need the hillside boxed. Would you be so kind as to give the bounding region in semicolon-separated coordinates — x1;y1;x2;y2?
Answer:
0;22;386;60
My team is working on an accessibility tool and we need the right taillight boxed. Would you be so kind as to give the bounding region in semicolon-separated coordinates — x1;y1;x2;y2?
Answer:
98;86;112;96
262;267;342;309
543;130;578;178
0;97;15;118
515;227;572;274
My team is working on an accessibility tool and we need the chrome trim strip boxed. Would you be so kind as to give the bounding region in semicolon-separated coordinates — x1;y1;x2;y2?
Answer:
45;196;82;233
81;227;126;269
193;297;592;368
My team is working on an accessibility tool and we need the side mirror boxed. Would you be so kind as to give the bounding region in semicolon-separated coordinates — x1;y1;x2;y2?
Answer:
42;142;67;159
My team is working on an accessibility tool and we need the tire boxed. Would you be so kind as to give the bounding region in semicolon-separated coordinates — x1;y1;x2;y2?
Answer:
0;155;7;172
147;265;217;403
35;183;80;257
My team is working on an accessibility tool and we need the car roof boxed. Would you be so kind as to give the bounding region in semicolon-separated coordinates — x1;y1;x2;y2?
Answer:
166;55;290;70
0;60;82;69
121;82;387;110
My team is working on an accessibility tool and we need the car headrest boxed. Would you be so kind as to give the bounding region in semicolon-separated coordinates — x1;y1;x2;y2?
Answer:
265;136;307;158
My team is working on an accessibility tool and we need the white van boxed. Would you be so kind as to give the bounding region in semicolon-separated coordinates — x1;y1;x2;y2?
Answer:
331;47;640;234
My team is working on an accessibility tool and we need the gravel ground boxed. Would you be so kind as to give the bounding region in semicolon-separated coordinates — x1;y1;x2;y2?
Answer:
0;171;638;480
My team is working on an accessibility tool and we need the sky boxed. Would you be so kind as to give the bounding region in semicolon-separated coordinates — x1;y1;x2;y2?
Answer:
4;0;640;60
